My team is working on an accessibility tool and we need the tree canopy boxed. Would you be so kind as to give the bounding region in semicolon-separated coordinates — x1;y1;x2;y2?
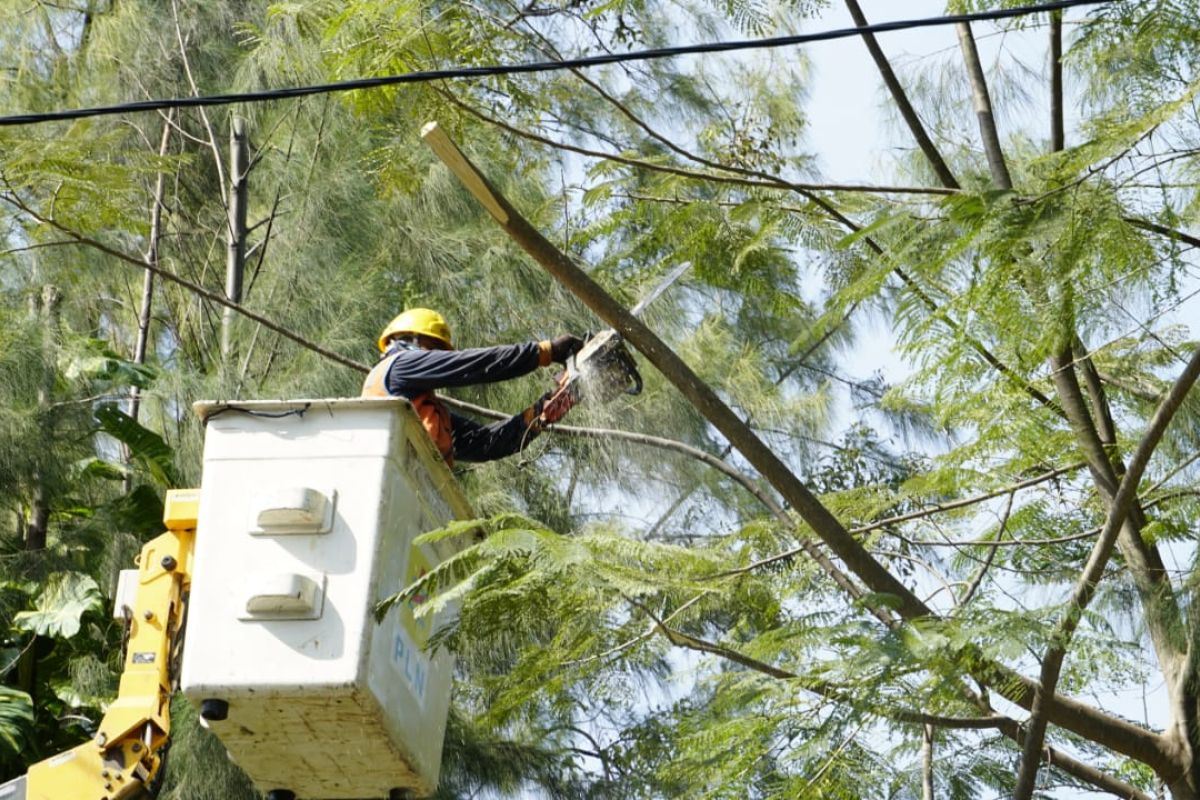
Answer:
2;1;1199;798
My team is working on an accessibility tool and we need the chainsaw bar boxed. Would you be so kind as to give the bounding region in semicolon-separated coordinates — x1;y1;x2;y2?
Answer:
558;263;690;408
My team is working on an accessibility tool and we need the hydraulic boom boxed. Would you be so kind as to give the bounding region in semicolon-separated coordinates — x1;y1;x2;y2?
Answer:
0;490;198;800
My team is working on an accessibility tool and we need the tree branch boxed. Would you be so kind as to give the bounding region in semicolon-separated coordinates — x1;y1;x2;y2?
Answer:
955;490;1013;609
1125;215;1200;250
424;120;934;619
1049;345;1186;692
631;598;1009;730
448;91;1063;417
843;0;960;189
0;191;369;375
993;717;1154;800
443;395;888;624
955;21;1013;189
128;114;173;429
170;0;228;210
444;92;951;196
1014;344;1200;799
1050;10;1064;153
715;462;1083;577
423;124;1174;771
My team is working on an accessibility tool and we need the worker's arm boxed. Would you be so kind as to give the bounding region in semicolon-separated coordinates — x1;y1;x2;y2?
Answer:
449;406;541;463
384;342;551;396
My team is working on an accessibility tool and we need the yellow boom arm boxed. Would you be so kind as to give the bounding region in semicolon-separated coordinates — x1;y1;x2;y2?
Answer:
1;490;198;800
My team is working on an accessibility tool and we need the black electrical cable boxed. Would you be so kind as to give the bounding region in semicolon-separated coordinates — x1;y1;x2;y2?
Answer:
0;0;1112;128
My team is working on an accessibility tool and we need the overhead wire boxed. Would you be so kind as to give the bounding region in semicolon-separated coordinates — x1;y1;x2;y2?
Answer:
0;0;1113;128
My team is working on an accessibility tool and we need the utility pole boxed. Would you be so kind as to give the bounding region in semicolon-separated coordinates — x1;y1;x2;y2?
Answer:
222;115;248;359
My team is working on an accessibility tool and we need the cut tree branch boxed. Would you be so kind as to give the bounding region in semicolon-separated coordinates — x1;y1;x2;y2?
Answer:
423;120;933;622
448;93;1062;416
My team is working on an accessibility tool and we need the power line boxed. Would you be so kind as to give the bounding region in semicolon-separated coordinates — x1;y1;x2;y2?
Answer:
0;0;1111;128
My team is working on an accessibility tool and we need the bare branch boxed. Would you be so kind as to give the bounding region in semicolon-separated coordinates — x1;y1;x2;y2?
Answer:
956;491;1014;609
843;0;960;189
449;89;1062;416
442;395;887;623
128;114;173;429
921;725;935;800
1049;345;1187;689
955;22;1013;189
630;597;1009;730
1125;215;1200;250
716;462;1084;577
170;0;228;209
0;190;369;375
444;93;951;196
1050;10;1064;153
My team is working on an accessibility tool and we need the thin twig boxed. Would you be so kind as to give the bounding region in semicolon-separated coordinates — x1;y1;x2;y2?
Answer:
170;0;228;209
0;190;368;374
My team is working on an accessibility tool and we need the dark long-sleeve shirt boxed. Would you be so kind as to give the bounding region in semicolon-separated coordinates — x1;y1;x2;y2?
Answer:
380;342;546;463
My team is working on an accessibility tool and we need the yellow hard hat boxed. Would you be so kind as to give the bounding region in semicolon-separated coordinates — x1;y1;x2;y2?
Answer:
378;308;453;352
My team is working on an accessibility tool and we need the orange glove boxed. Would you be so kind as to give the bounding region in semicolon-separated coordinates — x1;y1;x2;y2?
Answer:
538;386;576;425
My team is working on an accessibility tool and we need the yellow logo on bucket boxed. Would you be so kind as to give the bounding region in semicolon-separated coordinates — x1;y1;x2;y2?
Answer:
401;545;434;646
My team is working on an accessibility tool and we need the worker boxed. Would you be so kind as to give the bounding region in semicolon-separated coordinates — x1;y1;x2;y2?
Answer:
362;308;584;464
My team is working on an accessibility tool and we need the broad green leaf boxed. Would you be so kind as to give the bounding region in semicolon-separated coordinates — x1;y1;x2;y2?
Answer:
14;573;103;640
73;457;131;482
63;344;157;389
97;485;166;537
93;405;178;488
0;686;33;756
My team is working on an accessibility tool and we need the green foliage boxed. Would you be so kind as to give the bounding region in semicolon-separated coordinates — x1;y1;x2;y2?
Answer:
93;405;179;488
0;687;33;760
13;572;102;640
156;698;259;800
1;0;1197;797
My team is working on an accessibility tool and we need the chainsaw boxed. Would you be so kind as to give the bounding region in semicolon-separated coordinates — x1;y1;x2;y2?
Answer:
540;262;690;422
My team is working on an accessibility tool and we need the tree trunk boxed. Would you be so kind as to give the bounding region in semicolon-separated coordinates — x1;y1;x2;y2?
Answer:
222;116;248;360
124;117;173;494
26;285;62;552
921;724;935;800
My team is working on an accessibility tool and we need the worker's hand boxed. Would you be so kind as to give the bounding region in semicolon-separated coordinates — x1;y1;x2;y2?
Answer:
550;334;585;364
